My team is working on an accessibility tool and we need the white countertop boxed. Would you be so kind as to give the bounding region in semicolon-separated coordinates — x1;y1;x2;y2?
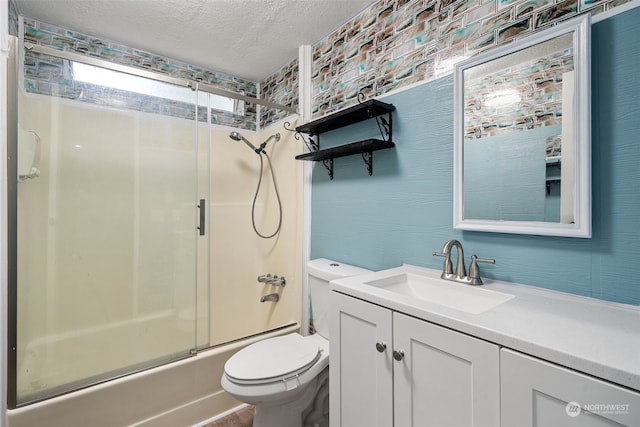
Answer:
331;264;640;391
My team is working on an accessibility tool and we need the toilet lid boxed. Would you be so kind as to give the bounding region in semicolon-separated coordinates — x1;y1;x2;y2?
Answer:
225;333;320;383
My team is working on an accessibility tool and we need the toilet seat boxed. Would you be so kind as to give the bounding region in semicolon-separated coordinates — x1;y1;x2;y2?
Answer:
224;333;321;386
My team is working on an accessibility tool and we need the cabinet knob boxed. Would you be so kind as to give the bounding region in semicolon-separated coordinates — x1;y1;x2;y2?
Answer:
375;342;387;353
393;350;404;361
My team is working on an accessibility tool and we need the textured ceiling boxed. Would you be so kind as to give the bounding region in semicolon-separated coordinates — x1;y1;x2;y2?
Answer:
15;0;375;82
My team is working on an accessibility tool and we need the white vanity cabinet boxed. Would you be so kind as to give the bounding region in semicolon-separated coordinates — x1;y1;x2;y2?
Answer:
328;290;393;426
501;349;640;427
330;263;640;427
329;291;500;427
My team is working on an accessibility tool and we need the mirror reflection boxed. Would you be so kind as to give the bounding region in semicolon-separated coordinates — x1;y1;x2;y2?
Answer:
463;33;573;223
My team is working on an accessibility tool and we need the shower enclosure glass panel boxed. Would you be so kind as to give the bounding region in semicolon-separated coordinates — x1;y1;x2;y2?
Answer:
15;58;203;405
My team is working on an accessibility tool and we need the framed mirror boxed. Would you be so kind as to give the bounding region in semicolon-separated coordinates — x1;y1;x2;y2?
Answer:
453;15;591;238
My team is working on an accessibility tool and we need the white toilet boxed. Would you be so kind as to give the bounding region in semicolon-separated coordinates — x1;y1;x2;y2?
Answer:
221;258;371;427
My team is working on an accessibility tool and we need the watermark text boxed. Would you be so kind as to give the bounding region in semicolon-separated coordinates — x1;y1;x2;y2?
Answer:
566;401;630;417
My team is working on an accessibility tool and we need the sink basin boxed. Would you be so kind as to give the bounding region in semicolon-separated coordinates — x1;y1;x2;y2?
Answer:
364;272;514;314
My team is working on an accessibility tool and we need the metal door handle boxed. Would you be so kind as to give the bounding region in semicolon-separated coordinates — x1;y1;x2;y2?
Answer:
375;342;386;353
197;199;205;236
393;350;404;361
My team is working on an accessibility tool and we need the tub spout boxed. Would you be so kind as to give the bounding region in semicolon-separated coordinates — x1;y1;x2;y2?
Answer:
260;293;279;303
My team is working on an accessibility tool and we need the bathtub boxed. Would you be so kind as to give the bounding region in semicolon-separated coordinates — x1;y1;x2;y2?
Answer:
7;323;299;427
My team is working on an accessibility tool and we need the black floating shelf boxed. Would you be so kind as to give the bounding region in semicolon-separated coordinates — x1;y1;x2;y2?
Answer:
292;98;395;179
296;100;395;135
295;139;394;162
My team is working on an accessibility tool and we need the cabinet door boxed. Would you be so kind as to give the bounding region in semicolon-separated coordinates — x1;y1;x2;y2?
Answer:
329;292;393;427
393;313;500;427
501;349;640;427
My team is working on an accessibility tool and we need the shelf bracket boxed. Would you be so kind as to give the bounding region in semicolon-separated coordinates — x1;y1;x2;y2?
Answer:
322;159;334;180
362;151;373;176
375;114;392;142
284;121;319;151
358;92;392;143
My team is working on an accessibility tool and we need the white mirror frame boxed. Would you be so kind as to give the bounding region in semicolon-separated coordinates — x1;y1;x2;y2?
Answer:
453;15;591;238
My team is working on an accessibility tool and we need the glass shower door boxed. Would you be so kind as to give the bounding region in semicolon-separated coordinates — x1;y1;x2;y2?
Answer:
14;57;203;405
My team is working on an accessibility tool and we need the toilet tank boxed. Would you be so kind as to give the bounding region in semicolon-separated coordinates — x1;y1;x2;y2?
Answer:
307;258;372;339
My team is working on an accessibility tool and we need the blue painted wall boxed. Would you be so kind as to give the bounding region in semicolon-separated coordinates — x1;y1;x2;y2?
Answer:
310;8;640;305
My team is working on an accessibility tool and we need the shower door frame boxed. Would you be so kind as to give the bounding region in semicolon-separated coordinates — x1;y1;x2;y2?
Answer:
6;35;296;408
8;45;207;407
7;34;20;411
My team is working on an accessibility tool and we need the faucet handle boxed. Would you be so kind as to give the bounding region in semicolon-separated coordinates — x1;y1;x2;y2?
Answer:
473;256;495;266
432;251;453;275
468;255;495;285
257;274;272;283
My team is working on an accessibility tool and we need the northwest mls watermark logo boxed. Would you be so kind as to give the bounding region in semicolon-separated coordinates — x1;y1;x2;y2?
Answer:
566;401;630;417
566;401;582;417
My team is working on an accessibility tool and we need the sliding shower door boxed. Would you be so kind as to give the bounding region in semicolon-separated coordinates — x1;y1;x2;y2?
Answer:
13;55;207;405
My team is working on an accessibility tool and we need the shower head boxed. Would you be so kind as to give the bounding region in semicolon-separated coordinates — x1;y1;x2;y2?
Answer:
229;131;260;154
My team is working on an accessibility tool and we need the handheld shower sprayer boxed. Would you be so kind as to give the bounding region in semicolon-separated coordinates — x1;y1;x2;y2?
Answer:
229;131;261;154
227;130;284;239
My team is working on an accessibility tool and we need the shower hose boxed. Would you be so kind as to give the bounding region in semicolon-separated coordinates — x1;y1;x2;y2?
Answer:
252;151;282;239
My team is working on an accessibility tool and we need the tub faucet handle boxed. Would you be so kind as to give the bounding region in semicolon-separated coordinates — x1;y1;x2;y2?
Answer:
257;274;272;283
268;275;286;286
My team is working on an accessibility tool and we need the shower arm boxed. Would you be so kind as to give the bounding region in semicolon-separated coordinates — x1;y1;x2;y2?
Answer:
257;133;281;153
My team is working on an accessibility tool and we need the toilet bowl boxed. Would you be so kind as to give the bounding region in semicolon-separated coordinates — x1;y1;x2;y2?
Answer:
221;258;371;427
221;333;328;406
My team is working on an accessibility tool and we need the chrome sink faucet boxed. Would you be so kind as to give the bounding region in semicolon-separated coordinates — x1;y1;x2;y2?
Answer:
433;239;495;286
434;239;466;280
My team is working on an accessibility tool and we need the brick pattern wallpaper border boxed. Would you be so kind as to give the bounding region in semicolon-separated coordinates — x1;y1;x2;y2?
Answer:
10;0;634;128
20;17;258;130
260;57;299;128
311;0;632;118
